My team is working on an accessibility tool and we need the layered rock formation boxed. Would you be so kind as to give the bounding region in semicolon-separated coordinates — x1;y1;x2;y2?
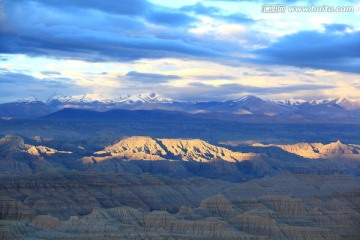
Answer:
1;173;359;239
94;136;257;162
254;140;360;159
0;135;30;155
1;134;360;239
0;135;73;173
26;145;71;156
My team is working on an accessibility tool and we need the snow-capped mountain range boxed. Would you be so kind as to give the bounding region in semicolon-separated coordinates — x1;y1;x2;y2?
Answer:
276;97;360;110
46;93;360;109
1;93;360;120
48;93;174;105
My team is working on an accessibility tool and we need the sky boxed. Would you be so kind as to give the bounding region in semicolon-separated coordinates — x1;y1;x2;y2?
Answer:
0;0;359;102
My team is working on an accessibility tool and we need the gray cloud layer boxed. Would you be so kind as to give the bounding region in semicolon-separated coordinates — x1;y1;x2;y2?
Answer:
254;29;360;73
1;0;358;73
124;71;181;83
0;71;86;102
0;0;359;103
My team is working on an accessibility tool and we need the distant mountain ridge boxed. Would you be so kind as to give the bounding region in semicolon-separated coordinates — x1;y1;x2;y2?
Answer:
48;92;174;106
40;108;210;123
47;93;360;110
276;97;360;111
1;93;360;121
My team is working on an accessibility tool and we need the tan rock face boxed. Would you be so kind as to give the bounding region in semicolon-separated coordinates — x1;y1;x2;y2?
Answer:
104;136;168;156
26;146;41;156
160;138;252;162
26;145;72;157
256;140;360;159
96;136;257;162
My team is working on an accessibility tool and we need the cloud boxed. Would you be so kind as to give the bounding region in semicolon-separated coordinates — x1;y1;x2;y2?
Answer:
0;0;226;62
0;71;86;102
23;0;197;27
17;0;151;16
254;30;360;73
223;13;254;23
204;0;342;3
124;71;181;83
0;72;39;84
160;82;335;101
0;72;75;89
180;2;254;23
180;2;221;15
243;72;286;77
145;10;197;27
191;82;334;94
193;75;236;80
324;23;352;33
1;0;358;79
0;30;223;62
41;71;61;76
0;0;259;70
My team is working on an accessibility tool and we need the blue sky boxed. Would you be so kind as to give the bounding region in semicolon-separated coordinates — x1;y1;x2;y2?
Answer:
0;0;359;102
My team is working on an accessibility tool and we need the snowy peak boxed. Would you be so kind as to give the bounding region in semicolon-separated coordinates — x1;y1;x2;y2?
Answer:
233;95;263;103
274;97;360;108
307;97;360;107
6;94;360;120
16;96;40;103
333;97;360;110
38;94;360;109
48;93;173;105
118;93;173;104
275;99;307;106
48;93;113;104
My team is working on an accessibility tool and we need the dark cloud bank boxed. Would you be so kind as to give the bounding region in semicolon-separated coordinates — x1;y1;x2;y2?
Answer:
0;0;358;73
